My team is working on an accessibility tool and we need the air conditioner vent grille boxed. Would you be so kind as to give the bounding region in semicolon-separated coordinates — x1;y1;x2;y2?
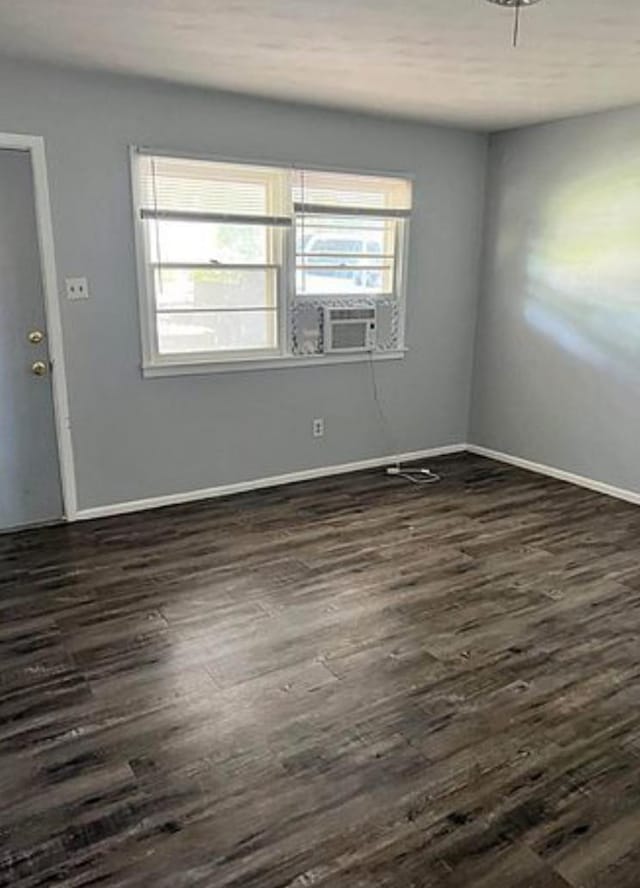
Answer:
329;308;375;321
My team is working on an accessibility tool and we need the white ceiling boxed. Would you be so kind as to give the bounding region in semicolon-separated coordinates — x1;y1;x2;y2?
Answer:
0;0;639;130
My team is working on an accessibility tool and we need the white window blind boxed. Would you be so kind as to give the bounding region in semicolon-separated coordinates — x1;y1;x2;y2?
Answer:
138;154;291;223
292;169;412;216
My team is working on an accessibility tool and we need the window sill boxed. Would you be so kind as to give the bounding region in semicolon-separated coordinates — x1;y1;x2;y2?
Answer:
142;349;406;377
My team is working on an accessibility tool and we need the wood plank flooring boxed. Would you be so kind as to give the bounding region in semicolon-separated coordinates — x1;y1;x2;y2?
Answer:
2;453;640;886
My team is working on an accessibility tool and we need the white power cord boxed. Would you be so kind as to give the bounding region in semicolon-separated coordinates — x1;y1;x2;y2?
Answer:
367;351;441;487
386;465;441;485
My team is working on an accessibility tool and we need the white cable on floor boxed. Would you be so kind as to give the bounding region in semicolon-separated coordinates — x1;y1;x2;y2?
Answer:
367;351;441;486
386;465;441;485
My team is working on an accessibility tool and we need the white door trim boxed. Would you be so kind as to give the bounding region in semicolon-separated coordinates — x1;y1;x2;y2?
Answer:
0;132;77;520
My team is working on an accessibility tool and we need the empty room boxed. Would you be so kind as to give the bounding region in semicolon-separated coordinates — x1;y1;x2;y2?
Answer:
1;0;640;884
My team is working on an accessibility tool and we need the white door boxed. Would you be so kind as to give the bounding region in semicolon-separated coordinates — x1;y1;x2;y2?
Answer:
0;148;63;530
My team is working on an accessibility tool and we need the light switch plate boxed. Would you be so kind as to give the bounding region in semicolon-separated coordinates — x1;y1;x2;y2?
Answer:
65;277;89;300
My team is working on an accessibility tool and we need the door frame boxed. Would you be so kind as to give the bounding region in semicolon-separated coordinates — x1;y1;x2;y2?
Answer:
0;132;77;520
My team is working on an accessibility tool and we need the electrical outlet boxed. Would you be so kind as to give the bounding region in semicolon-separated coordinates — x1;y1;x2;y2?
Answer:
65;277;89;300
312;418;325;438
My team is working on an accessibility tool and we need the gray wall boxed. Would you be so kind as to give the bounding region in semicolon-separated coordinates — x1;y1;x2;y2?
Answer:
471;105;640;494
0;58;487;510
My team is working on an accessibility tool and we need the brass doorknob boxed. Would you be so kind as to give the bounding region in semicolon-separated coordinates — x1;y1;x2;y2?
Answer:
31;361;48;376
28;330;44;344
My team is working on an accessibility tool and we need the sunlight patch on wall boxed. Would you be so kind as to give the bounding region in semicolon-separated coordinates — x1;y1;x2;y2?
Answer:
525;154;640;379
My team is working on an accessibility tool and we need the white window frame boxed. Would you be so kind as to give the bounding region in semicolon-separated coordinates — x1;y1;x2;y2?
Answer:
131;147;411;376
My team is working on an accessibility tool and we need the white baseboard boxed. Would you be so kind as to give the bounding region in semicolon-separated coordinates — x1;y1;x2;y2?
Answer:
467;444;640;507
75;444;466;521
73;442;640;522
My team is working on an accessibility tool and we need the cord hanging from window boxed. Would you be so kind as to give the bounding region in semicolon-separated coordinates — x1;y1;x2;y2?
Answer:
150;154;164;303
367;351;441;487
299;168;307;295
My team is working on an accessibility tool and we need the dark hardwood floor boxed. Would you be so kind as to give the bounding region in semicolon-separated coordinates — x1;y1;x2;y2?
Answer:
2;453;640;887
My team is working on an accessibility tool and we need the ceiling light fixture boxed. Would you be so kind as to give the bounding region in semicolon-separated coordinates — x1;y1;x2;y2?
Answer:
485;0;544;48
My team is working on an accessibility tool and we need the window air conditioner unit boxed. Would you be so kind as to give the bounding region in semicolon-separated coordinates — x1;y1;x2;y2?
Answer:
324;307;377;353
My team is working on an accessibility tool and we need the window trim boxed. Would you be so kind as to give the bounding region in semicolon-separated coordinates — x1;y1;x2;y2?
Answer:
130;146;412;376
141;348;407;377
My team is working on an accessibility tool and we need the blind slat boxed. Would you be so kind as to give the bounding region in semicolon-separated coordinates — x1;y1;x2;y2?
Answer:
294;203;410;219
149;262;279;270
140;208;291;226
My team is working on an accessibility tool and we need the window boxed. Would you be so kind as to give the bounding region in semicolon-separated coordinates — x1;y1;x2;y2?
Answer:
293;169;410;300
133;150;412;373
